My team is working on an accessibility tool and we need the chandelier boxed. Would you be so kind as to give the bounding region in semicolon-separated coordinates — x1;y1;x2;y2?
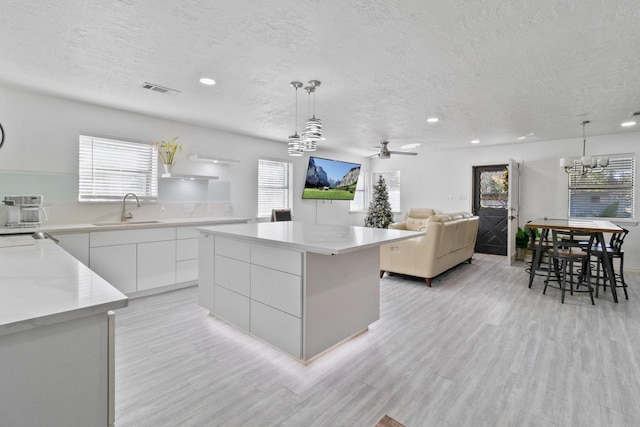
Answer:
560;120;608;175
287;80;324;156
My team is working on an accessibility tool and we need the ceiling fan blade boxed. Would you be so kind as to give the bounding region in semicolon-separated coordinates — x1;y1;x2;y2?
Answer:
388;151;418;156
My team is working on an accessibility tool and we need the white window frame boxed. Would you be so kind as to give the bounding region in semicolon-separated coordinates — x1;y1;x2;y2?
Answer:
349;172;367;212
257;158;293;218
372;170;401;213
79;135;158;202
567;156;635;220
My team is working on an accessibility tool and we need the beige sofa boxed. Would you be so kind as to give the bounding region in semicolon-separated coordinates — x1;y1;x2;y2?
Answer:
380;209;479;286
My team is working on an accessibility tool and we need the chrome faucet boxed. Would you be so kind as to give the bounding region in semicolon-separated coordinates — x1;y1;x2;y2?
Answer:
121;193;140;221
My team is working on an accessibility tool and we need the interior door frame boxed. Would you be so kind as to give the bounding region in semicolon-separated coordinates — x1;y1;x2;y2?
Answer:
506;158;520;265
472;163;509;256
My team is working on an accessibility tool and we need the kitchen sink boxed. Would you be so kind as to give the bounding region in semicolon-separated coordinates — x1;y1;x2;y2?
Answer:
92;220;164;226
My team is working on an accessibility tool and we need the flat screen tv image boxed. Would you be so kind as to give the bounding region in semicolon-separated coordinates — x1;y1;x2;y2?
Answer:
303;156;361;200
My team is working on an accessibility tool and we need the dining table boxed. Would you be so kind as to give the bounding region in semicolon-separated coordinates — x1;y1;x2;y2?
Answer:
526;218;624;303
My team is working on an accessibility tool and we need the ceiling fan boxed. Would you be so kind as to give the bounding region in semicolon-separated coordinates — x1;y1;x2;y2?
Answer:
369;140;418;159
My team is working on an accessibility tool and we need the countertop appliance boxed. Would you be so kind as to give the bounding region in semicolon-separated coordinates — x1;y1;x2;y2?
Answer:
3;195;48;229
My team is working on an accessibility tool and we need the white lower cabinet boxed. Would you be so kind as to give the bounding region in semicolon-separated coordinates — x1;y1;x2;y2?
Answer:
198;235;215;311
137;240;176;291
89;244;137;294
54;232;90;266
201;236;303;359
89;227;177;295
251;301;302;359
214;285;250;331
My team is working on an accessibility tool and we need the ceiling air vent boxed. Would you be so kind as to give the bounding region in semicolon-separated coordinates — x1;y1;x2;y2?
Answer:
141;82;180;95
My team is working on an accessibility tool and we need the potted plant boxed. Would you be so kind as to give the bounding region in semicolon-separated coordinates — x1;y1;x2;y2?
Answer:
153;136;182;174
516;226;540;261
515;227;528;260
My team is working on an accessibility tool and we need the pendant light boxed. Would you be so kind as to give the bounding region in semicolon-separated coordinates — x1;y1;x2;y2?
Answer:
560;120;608;175
287;82;304;156
302;80;324;147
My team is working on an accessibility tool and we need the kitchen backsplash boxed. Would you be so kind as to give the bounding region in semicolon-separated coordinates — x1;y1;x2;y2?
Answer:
0;169;232;225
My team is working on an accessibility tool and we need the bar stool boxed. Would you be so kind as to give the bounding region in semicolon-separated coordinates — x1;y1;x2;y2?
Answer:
590;228;629;300
526;226;553;286
544;229;595;305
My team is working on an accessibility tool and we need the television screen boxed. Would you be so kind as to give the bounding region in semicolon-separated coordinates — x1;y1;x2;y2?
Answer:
302;156;361;200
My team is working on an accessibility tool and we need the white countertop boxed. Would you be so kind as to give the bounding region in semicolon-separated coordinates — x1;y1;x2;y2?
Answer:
0;237;128;337
198;221;424;255
0;216;250;235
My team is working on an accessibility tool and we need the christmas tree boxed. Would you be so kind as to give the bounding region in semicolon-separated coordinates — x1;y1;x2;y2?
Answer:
364;176;394;228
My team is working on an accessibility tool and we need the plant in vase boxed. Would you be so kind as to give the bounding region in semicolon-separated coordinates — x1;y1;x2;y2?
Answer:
515;226;539;261
153;136;182;175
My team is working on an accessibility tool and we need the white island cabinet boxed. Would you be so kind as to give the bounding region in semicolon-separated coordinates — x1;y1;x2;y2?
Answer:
198;222;423;363
0;237;127;427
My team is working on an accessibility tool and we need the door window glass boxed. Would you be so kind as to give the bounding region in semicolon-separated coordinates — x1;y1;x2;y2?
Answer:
480;169;508;208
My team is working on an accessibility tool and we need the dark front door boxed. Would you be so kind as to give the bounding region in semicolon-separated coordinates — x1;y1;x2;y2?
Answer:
473;165;508;255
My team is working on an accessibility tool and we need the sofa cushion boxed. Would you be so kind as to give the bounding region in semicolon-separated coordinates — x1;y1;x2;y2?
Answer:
406;217;428;231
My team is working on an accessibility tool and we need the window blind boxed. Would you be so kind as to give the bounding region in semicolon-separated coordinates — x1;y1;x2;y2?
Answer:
568;157;634;218
79;135;158;202
373;171;401;213
258;158;292;217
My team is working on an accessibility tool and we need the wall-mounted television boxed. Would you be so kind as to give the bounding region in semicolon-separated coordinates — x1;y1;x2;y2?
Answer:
302;156;361;200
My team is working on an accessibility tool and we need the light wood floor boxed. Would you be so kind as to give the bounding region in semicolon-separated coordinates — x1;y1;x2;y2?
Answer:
115;254;640;427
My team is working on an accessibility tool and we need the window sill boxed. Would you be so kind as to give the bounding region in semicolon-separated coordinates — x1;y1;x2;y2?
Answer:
569;217;638;226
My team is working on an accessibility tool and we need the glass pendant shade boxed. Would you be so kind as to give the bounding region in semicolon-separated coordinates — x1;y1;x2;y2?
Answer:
304;117;323;141
301;135;317;151
288;133;303;156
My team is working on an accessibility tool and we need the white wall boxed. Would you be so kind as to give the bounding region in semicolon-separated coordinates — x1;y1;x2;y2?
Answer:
0;84;361;225
1;84;637;268
368;134;640;269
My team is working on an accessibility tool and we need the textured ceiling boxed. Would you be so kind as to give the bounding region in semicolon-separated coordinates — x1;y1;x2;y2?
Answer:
1;0;639;156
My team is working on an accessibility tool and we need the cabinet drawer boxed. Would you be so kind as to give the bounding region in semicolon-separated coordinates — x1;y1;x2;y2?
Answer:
177;259;198;283
214;255;250;296
215;237;250;262
251;244;302;275
176;238;198;261
90;227;176;247
177;226;200;239
251;265;302;317
250;301;302;359
215;285;250;331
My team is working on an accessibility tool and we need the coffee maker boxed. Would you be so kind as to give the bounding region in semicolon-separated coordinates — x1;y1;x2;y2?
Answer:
3;195;48;228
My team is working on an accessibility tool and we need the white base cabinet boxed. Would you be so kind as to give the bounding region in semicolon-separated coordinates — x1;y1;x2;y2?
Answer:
52;225;221;296
55;232;90;266
137;240;176;291
90;244;137;294
199;230;383;363
0;312;113;426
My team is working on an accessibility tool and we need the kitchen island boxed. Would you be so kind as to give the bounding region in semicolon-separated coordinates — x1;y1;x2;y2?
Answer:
198;222;423;363
0;236;128;426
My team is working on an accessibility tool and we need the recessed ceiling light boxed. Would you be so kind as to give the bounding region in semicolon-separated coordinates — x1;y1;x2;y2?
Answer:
471;140;480;144
401;143;421;150
427;117;439;123
199;77;216;86
621;121;636;127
